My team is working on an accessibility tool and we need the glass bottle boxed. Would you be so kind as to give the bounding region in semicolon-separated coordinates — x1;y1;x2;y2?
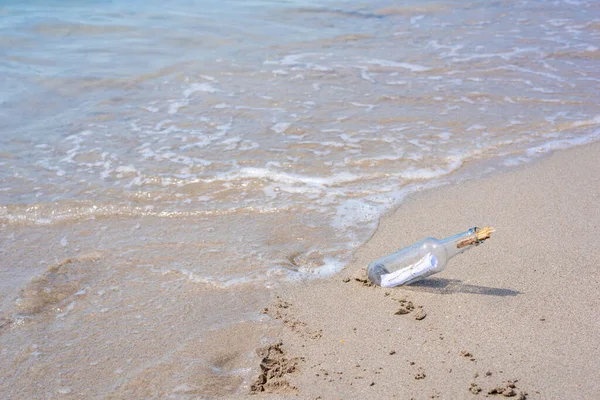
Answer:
367;227;494;287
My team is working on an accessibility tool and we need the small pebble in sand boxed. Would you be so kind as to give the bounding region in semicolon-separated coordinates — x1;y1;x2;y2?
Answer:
351;268;373;286
389;350;396;355
414;309;427;320
395;307;411;315
469;383;482;394
487;381;526;398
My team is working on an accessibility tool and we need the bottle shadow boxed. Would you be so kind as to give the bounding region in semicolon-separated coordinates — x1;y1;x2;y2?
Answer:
405;278;521;297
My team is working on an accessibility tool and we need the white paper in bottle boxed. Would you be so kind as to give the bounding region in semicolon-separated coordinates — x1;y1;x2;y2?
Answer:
380;253;438;288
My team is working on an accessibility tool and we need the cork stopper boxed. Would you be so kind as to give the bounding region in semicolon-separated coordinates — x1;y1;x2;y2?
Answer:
457;226;495;248
476;226;495;241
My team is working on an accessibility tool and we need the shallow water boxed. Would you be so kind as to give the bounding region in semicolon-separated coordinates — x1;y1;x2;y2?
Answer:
1;0;600;397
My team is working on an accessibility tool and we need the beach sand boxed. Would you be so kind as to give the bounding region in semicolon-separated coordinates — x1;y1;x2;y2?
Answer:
252;142;600;399
2;143;598;399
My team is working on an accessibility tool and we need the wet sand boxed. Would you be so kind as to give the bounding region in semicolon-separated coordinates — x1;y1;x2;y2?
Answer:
254;142;600;399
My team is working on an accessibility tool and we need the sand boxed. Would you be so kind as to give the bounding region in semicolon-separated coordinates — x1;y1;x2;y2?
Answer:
253;142;600;399
2;143;598;399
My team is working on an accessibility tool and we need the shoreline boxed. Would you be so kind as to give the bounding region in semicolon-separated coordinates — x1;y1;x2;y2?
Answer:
254;142;600;399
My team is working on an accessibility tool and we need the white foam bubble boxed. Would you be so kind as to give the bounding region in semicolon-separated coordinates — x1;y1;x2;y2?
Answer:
572;115;600;128
350;102;376;112
299;257;345;278
526;128;600;156
331;199;380;232
168;100;188;114
221;136;241;150
359;68;375;83
203;168;360;188
183;83;219;98
467;124;486;131
366;59;431;72
503;156;529;166
398;156;464;181
271;122;291;133
450;47;540;63
264;52;319;66
115;165;137;173
426;40;464;57
386;80;407;85
410;15;425;25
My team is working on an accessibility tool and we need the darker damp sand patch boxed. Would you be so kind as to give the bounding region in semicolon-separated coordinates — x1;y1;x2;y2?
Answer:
11;253;102;318
14;259;81;315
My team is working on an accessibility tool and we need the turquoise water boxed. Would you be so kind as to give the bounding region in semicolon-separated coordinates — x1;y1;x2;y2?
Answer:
1;0;600;396
1;0;343;137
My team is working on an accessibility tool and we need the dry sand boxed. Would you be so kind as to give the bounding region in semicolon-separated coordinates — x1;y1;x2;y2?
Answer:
251;142;600;399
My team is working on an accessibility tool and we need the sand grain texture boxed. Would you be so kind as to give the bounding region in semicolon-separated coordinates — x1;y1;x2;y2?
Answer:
264;143;600;399
1;145;598;400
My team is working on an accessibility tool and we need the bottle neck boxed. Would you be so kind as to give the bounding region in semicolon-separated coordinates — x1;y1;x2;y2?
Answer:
440;227;479;260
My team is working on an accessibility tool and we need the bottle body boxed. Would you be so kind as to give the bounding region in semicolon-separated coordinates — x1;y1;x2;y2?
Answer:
367;227;484;287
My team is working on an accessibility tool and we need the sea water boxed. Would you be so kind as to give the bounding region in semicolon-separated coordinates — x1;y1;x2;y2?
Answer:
1;0;599;397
